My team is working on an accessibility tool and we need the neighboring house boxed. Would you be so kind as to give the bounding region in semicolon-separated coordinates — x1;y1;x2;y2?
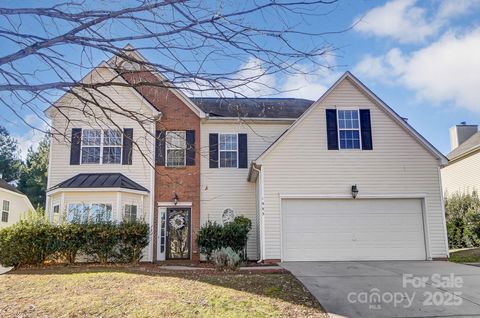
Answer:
0;179;35;228
45;45;449;262
441;123;480;196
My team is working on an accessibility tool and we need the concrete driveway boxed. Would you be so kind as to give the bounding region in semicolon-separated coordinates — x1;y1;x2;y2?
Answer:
281;261;480;318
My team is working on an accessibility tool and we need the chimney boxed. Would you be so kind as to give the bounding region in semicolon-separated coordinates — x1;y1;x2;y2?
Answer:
450;122;478;150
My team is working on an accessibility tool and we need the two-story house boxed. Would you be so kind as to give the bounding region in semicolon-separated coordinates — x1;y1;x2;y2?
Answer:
45;46;449;263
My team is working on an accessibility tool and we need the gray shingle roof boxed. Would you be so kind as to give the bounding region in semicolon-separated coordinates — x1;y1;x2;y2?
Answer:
50;173;149;192
447;132;480;160
0;179;24;195
190;97;314;118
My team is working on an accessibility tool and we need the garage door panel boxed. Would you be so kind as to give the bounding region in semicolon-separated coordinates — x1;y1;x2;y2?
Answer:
281;198;426;261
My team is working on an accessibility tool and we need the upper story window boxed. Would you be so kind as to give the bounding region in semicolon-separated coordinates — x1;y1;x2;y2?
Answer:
2;200;9;222
166;131;186;167
219;134;238;168
81;129;122;164
338;110;361;149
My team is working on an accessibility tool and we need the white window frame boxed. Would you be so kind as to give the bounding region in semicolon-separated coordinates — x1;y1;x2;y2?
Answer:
218;133;238;168
80;129;123;165
124;204;138;222
337;109;362;150
66;202;113;223
165;131;187;167
53;204;60;214
2;200;9;222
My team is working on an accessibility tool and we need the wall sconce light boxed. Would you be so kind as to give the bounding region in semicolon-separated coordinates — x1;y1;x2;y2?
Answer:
173;193;179;205
351;184;359;199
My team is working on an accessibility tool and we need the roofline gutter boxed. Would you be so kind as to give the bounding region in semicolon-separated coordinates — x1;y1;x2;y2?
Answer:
202;116;296;124
46;187;149;195
446;146;480;165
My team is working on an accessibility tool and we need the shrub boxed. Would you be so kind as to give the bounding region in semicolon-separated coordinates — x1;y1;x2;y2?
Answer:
0;213;58;268
196;221;224;260
196;216;252;261
222;216;252;260
0;218;150;267
81;222;120;264
56;223;87;264
211;247;241;270
116;220;150;263
445;191;480;248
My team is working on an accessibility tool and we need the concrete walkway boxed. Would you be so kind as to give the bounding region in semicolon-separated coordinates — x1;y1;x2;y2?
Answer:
282;261;480;318
0;266;12;274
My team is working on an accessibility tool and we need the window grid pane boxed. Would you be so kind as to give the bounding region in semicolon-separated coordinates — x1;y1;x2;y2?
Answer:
167;149;185;166
82;129;101;146
219;134;238;167
166;131;186;166
220;151;237;168
103;147;121;164
3;200;9;212
81;147;100;164
1;211;8;222
103;130;122;146
124;204;137;222
338;110;361;150
166;131;186;149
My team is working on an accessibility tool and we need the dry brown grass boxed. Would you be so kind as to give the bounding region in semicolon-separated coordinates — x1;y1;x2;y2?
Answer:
0;266;327;318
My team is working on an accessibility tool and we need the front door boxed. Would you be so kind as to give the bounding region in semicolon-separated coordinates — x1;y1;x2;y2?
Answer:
166;208;191;260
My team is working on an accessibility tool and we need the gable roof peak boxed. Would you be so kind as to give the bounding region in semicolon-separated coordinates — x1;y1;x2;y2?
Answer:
254;71;447;166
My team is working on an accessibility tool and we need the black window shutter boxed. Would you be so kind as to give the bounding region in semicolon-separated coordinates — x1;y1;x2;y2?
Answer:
122;128;133;165
326;109;339;150
209;133;218;168
155;130;166;165
238;133;248;168
70;128;82;165
186;130;195;166
360;109;373;150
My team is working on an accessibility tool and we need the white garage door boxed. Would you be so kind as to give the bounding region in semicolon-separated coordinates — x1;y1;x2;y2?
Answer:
282;198;427;261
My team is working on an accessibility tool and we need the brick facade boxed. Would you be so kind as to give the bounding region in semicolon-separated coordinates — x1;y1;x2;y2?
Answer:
123;70;201;262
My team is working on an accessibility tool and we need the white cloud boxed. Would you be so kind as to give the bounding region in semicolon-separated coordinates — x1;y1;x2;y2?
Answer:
354;28;480;112
13;114;49;160
14;130;46;160
355;0;438;43
437;0;480;19
186;56;339;101
355;0;480;44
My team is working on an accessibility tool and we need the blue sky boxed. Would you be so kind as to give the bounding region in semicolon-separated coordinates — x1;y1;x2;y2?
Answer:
3;0;480;157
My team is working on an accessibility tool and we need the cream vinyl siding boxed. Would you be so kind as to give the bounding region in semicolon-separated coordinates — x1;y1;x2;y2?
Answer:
200;121;291;259
441;152;480;196
46;66;155;261
47;67;155;191
0;190;34;228
260;78;448;260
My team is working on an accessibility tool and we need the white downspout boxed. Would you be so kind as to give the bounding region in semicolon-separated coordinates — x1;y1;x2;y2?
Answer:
252;162;265;263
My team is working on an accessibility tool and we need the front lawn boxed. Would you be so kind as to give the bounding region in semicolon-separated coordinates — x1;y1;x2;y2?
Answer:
449;247;480;263
0;266;326;317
